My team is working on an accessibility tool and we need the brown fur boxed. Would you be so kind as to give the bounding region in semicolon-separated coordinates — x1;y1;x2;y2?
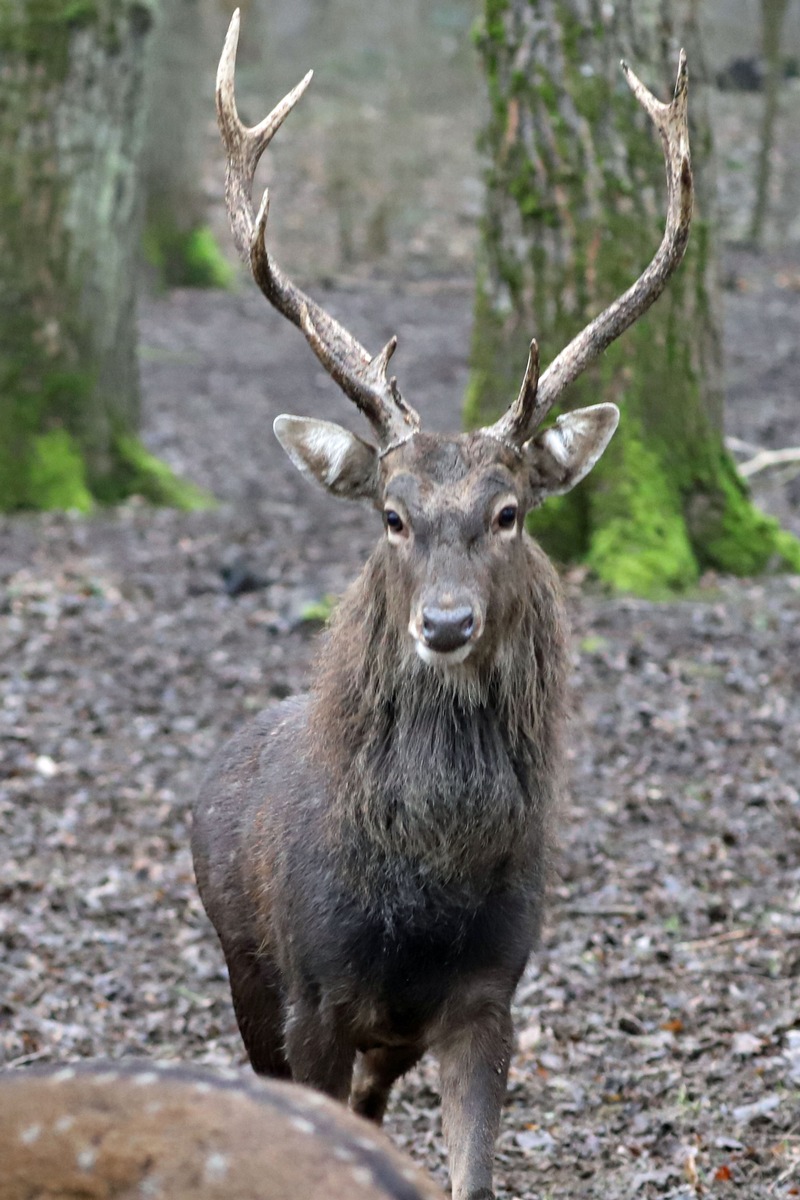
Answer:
311;535;566;889
0;1061;441;1199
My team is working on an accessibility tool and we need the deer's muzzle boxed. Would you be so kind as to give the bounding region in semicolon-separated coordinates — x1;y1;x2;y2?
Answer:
421;604;474;653
409;593;484;666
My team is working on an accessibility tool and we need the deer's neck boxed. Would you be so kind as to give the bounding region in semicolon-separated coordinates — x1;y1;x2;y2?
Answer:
308;546;567;889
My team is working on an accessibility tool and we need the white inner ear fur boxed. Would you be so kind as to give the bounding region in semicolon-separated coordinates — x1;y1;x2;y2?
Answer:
526;403;620;498
539;424;572;465
303;423;356;487
273;414;378;500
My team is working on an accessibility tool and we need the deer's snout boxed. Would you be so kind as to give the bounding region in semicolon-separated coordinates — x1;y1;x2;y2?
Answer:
421;604;474;653
410;591;484;666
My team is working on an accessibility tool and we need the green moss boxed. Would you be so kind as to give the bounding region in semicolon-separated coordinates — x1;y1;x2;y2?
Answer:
0;384;215;511
0;0;121;80
533;72;559;110
464;280;532;430
143;218;235;290
480;0;509;44
95;434;215;509
771;528;800;572
60;0;99;24
28;428;93;511
691;453;800;575
0;324;98;508
585;425;699;595
184;228;235;288
527;490;588;563
510;156;560;222
0;426;92;512
1;317;213;513
0;0;155;74
299;594;337;624
473;0;510;126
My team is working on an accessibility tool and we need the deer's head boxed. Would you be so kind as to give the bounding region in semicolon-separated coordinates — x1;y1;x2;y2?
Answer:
274;396;617;667
217;9;691;668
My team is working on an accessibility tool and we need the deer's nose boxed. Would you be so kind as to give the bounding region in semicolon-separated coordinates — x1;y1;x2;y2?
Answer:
421;605;475;653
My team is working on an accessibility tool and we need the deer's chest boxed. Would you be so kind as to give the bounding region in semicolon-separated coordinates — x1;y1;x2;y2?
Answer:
283;857;537;1043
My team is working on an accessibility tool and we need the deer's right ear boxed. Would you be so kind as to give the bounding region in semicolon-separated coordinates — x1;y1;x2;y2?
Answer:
273;415;380;502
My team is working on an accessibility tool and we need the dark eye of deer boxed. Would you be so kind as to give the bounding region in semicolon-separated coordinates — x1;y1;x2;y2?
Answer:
385;509;404;534
497;505;517;530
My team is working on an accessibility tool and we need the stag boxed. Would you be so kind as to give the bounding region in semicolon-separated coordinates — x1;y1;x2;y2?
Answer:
192;13;692;1199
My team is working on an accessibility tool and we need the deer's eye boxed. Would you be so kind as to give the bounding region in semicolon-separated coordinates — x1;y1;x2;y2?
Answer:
496;505;518;530
385;509;404;534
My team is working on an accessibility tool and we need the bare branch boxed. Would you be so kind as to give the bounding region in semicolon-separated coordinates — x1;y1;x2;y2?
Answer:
736;446;800;478
726;435;763;458
216;9;420;445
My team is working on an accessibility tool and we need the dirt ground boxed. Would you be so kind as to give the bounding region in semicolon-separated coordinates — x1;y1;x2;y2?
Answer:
2;235;799;1200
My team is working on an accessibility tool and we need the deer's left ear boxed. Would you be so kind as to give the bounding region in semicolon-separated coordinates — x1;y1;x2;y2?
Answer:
523;404;619;504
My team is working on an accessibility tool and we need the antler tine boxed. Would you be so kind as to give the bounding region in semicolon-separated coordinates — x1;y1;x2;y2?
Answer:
534;51;692;424
216;10;313;261
484;340;541;448
487;51;692;447
217;9;420;445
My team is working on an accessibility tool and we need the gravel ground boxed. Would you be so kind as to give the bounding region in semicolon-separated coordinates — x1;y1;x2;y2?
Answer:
1;249;799;1199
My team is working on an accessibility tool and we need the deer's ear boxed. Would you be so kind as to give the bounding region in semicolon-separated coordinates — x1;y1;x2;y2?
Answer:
274;415;380;501
523;404;619;504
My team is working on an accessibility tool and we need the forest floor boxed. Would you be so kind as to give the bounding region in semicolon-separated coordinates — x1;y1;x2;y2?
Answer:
1;246;799;1200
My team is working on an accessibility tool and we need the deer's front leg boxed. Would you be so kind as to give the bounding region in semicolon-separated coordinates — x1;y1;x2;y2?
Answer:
284;996;355;1103
433;987;514;1200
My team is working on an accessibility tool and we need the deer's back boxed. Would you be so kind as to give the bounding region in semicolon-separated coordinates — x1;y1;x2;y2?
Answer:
0;1061;441;1199
192;695;318;956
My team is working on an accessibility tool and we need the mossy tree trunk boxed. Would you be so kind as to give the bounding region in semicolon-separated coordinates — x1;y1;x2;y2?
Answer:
142;0;232;288
466;0;800;593
0;0;208;511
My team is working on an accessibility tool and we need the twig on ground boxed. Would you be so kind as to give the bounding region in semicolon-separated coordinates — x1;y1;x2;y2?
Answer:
676;929;753;950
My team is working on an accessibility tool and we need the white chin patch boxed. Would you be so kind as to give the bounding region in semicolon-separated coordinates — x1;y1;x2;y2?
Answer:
414;641;473;667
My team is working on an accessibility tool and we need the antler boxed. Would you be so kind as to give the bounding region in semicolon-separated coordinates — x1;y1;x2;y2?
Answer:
485;51;693;449
216;9;420;447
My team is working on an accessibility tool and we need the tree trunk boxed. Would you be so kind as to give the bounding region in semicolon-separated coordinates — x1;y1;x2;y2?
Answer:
466;0;800;592
749;0;791;245
0;0;208;511
142;0;233;288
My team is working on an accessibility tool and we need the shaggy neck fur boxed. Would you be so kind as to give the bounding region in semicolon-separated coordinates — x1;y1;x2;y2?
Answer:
309;539;568;896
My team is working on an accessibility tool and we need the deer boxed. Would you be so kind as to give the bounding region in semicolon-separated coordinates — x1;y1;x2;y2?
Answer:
0;1060;441;1199
191;12;692;1200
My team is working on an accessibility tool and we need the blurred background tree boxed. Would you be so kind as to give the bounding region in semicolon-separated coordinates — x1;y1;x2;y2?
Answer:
0;0;208;512
465;0;800;593
142;0;233;287
750;0;792;244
